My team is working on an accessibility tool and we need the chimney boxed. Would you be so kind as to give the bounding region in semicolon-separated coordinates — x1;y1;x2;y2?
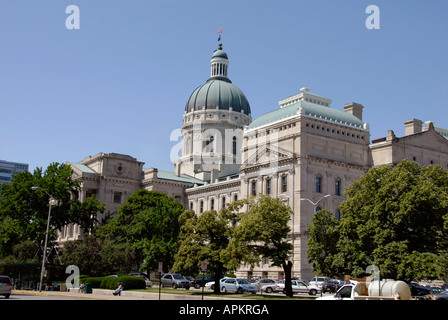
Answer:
404;119;423;136
343;102;364;121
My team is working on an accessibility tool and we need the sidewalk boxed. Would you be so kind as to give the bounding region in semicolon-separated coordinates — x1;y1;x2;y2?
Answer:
12;288;238;300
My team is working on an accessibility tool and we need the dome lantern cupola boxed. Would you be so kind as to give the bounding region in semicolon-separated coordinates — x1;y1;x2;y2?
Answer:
210;43;229;80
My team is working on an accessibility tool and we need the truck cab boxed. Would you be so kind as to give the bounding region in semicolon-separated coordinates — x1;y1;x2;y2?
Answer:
334;284;355;300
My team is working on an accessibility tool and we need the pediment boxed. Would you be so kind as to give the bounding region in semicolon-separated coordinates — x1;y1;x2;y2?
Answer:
243;145;295;167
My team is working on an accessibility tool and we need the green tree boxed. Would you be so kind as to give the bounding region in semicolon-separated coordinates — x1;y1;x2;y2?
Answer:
61;235;137;276
307;160;448;281
0;163;104;259
173;206;239;294
306;209;340;276
226;196;294;297
97;190;184;274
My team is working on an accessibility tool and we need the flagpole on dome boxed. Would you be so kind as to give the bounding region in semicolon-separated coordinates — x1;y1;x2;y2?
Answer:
217;26;222;50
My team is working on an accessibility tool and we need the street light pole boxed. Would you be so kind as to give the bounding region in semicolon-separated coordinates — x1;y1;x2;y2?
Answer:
300;194;331;213
31;186;55;292
300;194;330;297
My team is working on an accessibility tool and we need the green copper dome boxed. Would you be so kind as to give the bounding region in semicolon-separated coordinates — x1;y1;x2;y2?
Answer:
185;46;251;115
185;79;251;115
212;49;228;59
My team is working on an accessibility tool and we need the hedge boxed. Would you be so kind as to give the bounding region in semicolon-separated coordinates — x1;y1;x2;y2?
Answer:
105;276;145;290
81;276;145;290
82;277;103;288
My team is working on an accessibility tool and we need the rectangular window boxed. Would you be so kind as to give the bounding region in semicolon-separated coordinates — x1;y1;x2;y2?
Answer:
210;198;214;210
113;192;122;204
316;176;322;193
266;179;271;194
200;200;204;213
222;196;226;209
251;180;257;196
335;179;341;196
281;175;287;193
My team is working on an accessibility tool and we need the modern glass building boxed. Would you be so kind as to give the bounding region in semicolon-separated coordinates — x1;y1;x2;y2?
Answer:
0;160;29;190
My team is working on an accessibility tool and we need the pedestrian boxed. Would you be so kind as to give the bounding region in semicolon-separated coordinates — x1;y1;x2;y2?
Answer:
79;282;85;293
113;282;124;296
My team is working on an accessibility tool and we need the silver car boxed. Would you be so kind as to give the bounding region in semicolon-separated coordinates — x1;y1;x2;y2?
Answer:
220;278;257;294
160;273;190;289
0;275;12;299
251;278;276;291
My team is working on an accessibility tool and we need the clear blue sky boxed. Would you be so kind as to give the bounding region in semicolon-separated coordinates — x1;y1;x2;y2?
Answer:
1;0;447;172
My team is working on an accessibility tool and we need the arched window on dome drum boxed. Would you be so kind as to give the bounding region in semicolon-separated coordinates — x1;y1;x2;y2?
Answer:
205;136;214;153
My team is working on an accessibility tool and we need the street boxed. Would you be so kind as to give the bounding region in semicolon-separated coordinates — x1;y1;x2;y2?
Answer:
5;287;331;301
5;293;85;300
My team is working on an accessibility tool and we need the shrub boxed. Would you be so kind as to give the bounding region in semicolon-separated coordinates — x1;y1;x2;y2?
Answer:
106;276;145;290
82;277;104;288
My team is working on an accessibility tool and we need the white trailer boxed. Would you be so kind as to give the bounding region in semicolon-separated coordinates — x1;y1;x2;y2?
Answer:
317;279;411;300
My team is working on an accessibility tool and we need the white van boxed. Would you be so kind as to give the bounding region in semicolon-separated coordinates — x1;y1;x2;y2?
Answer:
309;276;330;289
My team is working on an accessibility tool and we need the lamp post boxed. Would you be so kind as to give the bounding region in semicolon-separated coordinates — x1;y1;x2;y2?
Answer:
300;194;331;213
31;186;56;292
300;194;330;296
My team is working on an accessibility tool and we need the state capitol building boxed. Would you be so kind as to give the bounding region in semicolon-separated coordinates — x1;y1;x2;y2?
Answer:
59;43;448;280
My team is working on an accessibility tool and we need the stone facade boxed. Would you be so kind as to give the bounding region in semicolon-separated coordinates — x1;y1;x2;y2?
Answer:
60;45;448;281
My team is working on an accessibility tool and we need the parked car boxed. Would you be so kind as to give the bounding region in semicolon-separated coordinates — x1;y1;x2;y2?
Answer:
250;278;276;291
309;276;329;289
220;278;257;294
128;273;153;287
192;275;221;289
430;286;442;293
322;280;342;293
160;273;190;289
0;275;12;299
408;282;431;297
425;291;448;300
260;280;282;293
277;280;320;295
184;276;195;284
204;277;229;291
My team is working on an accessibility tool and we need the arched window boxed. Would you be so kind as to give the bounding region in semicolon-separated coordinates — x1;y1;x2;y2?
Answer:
335;209;341;220
205;136;214;153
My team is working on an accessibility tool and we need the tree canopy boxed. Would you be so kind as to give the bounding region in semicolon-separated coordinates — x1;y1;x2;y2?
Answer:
307;160;448;281
96;190;184;274
226;196;294;296
0;163;104;260
173;208;237;293
61;235;137;276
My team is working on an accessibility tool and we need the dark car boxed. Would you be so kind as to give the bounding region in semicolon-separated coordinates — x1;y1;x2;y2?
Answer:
408;282;431;297
322;280;342;293
192;275;222;289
